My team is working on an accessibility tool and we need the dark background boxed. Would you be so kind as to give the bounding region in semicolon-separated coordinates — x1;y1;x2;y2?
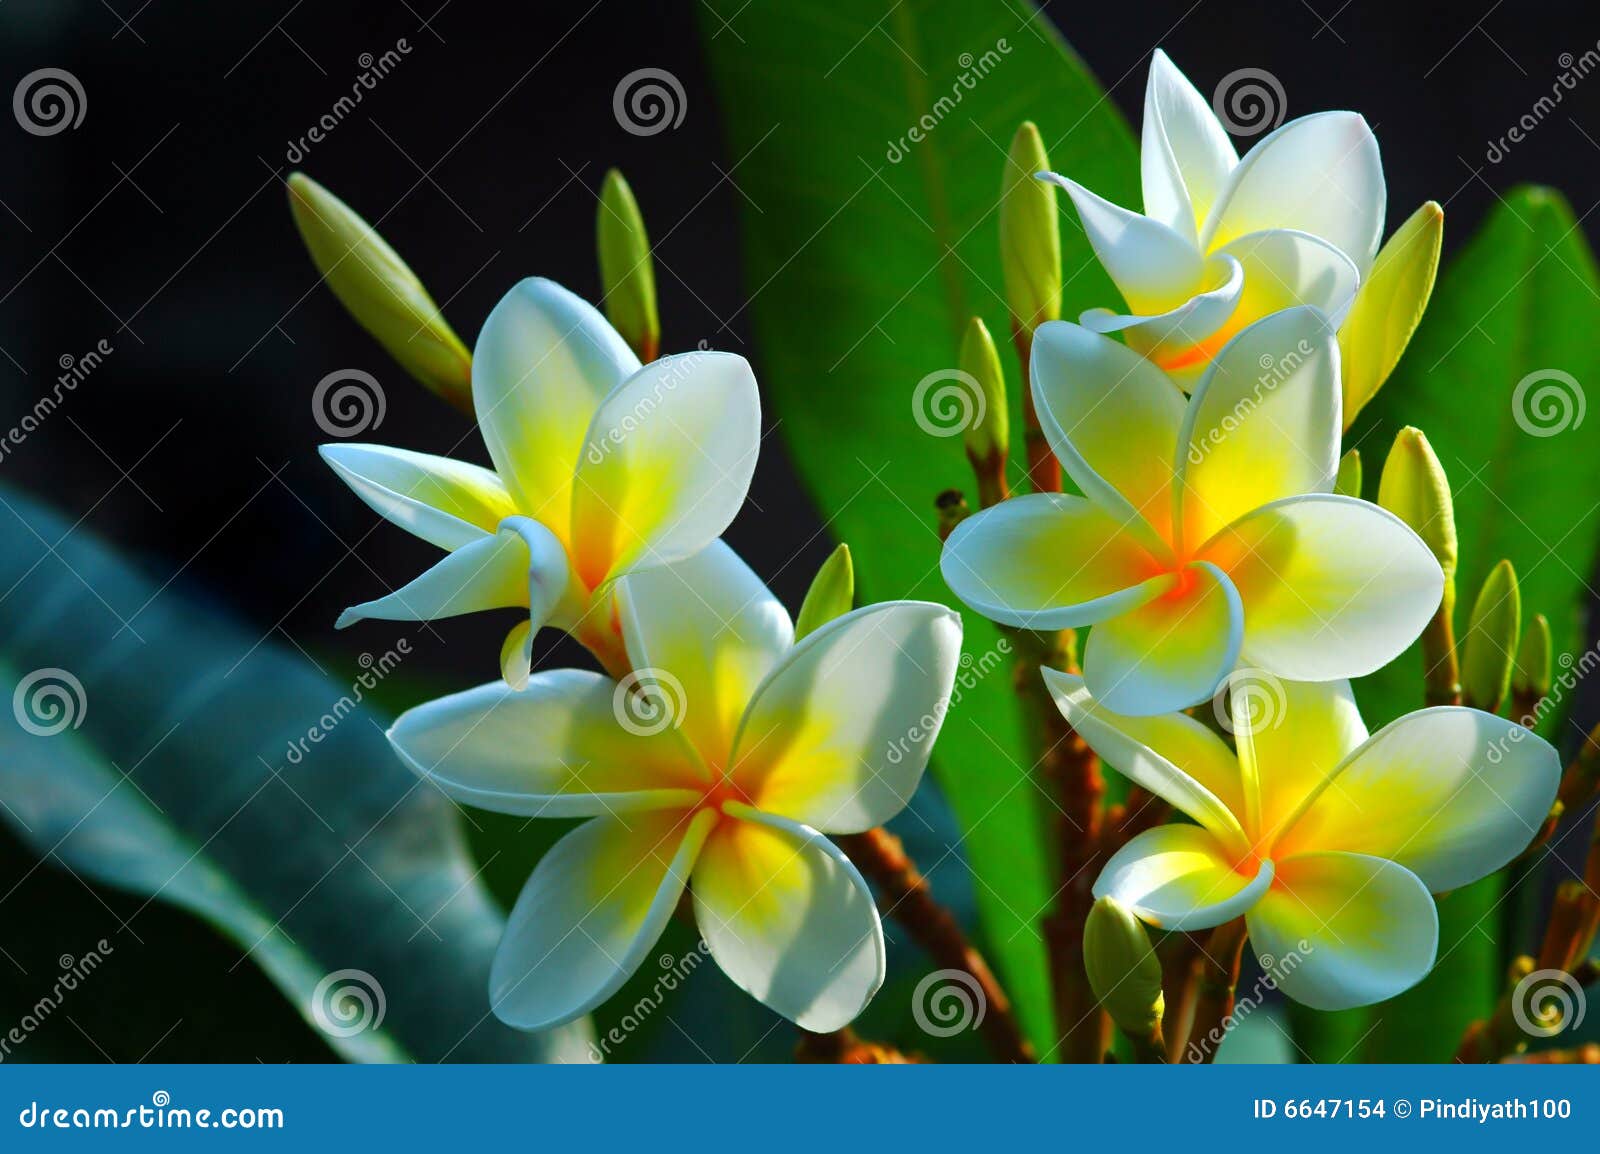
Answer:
0;0;1597;1061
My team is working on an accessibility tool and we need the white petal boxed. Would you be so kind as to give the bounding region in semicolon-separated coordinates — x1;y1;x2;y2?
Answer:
1214;229;1361;329
1080;254;1243;369
1142;49;1238;240
489;808;715;1030
1043;668;1248;852
940;493;1168;630
320;442;515;551
1203;112;1386;277
730;601;962;833
471;278;639;532
569;351;760;589
1246;851;1437;1011
693;805;884;1031
617;541;794;764
387;670;708;817
1243;677;1369;842
1094;823;1272;931
1081;560;1243;717
1200;493;1443;681
1276;708;1560;892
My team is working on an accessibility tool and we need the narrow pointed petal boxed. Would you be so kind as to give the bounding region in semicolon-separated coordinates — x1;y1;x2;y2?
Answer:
471;278;640;533
617;541;793;764
320;443;516;551
731;601;961;833
1246;851;1436;1011
490;808;715;1030
335;530;522;629
1201;493;1443;681
1202;112;1386;276
1094;824;1272;931
1141;50;1238;241
1082;560;1243;717
1276;708;1559;892
693;805;885;1031
1178;306;1340;548
1030;320;1187;540
387;670;708;817
940;493;1166;630
1043;668;1248;850
1241;678;1368;841
499;620;533;690
570;352;760;589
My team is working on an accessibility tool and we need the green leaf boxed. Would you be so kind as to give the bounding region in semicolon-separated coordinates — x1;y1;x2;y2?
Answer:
0;484;591;1063
1345;185;1600;1061
700;0;1137;1050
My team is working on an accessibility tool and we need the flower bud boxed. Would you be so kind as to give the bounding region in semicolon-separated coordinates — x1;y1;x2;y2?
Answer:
1338;201;1443;429
999;122;1061;338
1513;612;1552;704
958;316;1009;465
1084;896;1164;1042
286;173;472;412
795;543;854;641
1378;426;1458;616
597;168;660;362
1462;559;1521;714
1334;448;1362;497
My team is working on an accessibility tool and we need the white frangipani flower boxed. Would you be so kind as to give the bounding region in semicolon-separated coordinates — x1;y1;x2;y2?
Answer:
1046;675;1559;1010
321;277;760;682
940;306;1444;716
1041;50;1384;387
387;543;963;1031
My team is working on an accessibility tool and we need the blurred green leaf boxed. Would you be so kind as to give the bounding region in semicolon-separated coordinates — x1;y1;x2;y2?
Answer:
0;485;590;1063
701;0;1137;1051
1336;185;1600;1062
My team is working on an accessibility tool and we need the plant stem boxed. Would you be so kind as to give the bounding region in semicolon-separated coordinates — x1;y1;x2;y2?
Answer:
1158;932;1204;1062
1184;918;1249;1063
837;826;1035;1063
1421;607;1461;707
795;1026;920;1064
1010;326;1060;494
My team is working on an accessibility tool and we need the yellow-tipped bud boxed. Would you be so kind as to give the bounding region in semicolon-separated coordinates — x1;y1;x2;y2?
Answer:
958;316;1009;464
999;122;1061;338
1084;896;1164;1043
597;169;660;363
1514;612;1552;704
1462;559;1521;714
286;173;472;412
1334;448;1362;497
794;543;854;642
1338;201;1443;429
1378;426;1458;617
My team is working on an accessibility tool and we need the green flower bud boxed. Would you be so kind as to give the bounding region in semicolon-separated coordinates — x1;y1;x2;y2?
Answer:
999;122;1061;338
597;168;660;363
1462;559;1521;713
958;316;1009;464
1334;448;1362;497
794;543;854;641
286;173;472;412
1513;613;1552;703
1378;426;1458;617
1084;896;1164;1042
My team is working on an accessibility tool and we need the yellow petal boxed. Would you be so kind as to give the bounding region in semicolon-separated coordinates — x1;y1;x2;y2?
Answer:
1093;823;1272;931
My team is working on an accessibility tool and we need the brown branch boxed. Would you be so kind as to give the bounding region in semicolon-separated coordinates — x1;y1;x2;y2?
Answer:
1184;918;1249;1063
837;826;1035;1063
1010;326;1059;494
1506;1042;1600;1064
795;1027;922;1064
1158;931;1205;1063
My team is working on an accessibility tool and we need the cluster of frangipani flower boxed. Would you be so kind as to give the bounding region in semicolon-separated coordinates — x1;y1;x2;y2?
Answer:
942;50;1561;1021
